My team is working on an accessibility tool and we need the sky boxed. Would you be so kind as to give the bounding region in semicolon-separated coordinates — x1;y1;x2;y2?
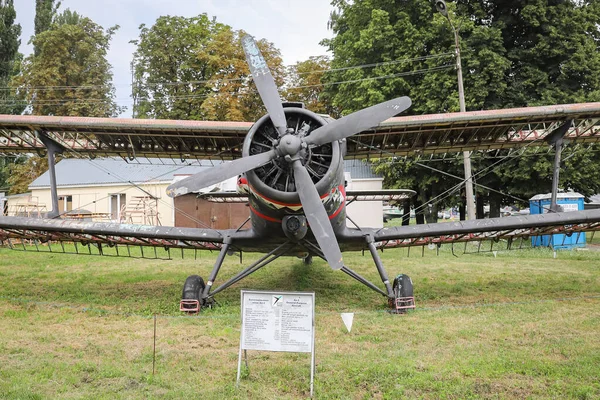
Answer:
13;0;335;117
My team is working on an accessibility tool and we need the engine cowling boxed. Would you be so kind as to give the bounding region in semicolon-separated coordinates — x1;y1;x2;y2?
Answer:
243;107;342;205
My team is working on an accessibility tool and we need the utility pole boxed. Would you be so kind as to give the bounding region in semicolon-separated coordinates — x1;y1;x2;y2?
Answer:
435;0;476;220
131;61;137;119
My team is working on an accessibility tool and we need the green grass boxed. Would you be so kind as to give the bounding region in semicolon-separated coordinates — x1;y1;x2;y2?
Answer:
0;244;599;399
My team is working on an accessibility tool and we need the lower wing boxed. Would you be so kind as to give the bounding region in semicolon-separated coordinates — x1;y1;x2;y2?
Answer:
340;209;600;250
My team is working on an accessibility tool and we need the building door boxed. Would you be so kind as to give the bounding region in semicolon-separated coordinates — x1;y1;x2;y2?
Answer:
110;194;126;220
58;195;73;213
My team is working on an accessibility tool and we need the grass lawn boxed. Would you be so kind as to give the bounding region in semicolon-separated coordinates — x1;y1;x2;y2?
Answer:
0;243;599;399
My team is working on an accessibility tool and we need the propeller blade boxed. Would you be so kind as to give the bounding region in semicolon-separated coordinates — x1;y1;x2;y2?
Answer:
166;149;277;198
304;96;412;147
292;160;344;270
241;35;287;137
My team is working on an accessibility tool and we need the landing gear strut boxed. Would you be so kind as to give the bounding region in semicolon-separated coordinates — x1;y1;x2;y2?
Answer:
180;238;293;313
365;234;415;313
179;234;415;314
301;234;415;313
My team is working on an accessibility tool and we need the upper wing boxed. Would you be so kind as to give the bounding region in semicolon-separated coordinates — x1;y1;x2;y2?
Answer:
339;209;600;249
0;114;251;160
2;102;599;159
346;189;415;202
198;189;416;203
348;102;600;158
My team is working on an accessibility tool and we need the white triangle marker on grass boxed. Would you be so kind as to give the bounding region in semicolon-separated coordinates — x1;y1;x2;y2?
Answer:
341;313;354;333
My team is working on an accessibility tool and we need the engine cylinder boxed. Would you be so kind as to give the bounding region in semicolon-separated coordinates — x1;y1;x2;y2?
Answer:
243;107;342;204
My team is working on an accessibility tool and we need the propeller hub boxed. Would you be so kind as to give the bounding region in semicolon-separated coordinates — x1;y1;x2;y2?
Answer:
278;134;302;156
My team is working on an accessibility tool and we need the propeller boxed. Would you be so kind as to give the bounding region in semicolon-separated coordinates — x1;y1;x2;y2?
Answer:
166;149;277;198
304;97;411;146
292;159;344;270
241;35;288;137
166;35;412;270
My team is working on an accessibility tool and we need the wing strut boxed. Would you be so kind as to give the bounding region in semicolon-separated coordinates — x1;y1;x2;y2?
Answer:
38;131;66;219
547;120;573;212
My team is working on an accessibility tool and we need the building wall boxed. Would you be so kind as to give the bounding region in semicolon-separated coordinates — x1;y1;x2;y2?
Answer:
21;178;385;229
346;178;384;229
4;192;47;217
174;194;250;230
29;182;176;226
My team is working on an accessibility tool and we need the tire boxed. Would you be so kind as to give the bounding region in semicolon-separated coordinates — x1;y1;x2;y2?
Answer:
182;275;205;302
393;274;413;298
392;274;414;313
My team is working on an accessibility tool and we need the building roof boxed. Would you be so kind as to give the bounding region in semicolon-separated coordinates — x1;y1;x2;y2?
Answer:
344;159;381;179
29;158;381;189
29;158;223;188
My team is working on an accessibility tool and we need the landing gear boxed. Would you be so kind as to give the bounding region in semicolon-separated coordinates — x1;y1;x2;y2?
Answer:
391;274;415;314
178;233;415;314
305;233;416;314
364;234;414;314
180;275;205;313
180;238;293;313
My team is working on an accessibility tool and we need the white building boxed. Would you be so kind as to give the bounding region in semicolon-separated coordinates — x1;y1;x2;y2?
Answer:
7;158;384;228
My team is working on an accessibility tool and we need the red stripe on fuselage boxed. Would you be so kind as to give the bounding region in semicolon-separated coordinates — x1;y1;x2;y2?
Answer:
248;183;338;207
249;184;346;222
249;204;281;223
328;201;345;220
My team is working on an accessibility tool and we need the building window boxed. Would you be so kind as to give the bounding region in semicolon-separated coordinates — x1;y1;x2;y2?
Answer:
110;194;126;220
58;195;73;212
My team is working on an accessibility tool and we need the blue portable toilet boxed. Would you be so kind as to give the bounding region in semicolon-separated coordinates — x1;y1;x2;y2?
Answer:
529;192;586;249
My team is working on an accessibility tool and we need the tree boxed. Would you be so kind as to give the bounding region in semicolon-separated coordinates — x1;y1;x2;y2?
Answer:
456;0;600;107
6;156;48;195
13;10;123;117
321;0;510;115
284;56;336;115
131;14;284;122
325;0;600;219
199;28;284;122
0;0;25;115
0;0;26;190
8;10;121;194
374;157;467;223
33;0;60;56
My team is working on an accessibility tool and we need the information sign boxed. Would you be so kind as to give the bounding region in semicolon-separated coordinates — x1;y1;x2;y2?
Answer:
237;290;316;396
241;291;314;352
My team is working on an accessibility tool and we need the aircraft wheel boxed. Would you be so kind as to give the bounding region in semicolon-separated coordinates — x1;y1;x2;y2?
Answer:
181;275;205;311
303;255;313;265
392;274;414;314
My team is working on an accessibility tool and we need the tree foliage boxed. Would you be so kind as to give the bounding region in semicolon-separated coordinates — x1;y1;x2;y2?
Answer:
456;0;600;106
6;155;49;195
0;0;25;115
13;10;123;117
8;10;121;194
322;0;510;115
131;14;284;122
284;56;336;115
326;0;600;218
33;0;60;56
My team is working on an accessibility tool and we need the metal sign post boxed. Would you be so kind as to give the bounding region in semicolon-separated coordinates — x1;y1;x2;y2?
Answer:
237;290;315;397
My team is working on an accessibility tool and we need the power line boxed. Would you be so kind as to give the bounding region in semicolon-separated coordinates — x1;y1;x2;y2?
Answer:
0;64;453;107
351;130;552;223
0;52;455;92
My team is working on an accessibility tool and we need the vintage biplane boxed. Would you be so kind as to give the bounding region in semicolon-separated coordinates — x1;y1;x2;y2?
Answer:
2;36;600;312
